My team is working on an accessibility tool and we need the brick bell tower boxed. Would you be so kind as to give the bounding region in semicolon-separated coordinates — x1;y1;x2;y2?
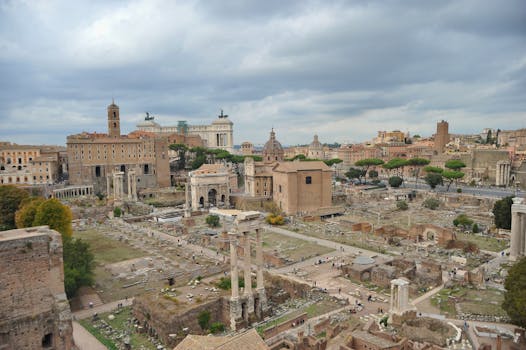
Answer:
107;99;120;138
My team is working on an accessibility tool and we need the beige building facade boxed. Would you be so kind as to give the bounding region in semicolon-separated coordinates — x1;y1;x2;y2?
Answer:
189;164;231;209
67;102;170;196
136;110;234;153
0;142;65;186
272;161;333;215
244;130;333;216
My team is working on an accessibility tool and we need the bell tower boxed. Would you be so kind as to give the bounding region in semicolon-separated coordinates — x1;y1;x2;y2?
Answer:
107;100;120;138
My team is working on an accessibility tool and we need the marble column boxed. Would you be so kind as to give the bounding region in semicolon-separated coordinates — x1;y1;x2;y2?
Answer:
243;231;254;313
229;232;241;330
510;201;522;260
106;174;111;197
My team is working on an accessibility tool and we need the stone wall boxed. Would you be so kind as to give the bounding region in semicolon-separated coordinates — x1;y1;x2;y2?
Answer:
133;295;230;348
0;226;74;350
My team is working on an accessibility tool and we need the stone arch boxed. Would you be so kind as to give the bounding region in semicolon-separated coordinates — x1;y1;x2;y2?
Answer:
199;196;204;207
221;194;226;203
208;188;217;206
423;228;438;243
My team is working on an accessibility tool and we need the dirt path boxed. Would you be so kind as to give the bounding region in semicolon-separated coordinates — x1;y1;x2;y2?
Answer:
72;321;107;350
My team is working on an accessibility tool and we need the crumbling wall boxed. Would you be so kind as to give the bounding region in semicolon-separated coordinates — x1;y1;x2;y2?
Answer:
0;227;74;350
133;295;229;348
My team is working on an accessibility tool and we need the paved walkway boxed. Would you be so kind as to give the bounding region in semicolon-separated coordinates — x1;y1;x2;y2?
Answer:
265;225;388;259
73;298;134;320
72;321;107;350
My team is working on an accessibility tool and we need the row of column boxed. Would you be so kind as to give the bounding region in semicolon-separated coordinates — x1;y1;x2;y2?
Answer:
496;161;511;186
53;186;94;199
510;197;526;260
229;227;267;330
105;170;138;202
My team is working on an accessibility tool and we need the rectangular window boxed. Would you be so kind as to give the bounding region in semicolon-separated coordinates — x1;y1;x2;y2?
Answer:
306;176;312;184
279;185;282;193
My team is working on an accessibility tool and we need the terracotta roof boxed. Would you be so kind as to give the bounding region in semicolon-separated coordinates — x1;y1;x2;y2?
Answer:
193;164;228;174
273;161;331;172
174;329;269;350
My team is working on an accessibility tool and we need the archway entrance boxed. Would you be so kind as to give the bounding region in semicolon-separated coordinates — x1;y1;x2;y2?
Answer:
199;196;204;207
208;189;217;206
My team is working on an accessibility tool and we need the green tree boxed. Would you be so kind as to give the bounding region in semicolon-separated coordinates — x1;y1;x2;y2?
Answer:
472;223;479;233
383;158;408;179
422;198;440;210
388;176;403;188
493;196;513;229
15;197;45;228
369;169;379;179
407;158;430;187
197;310;211;330
503;257;526;328
396;200;408;210
33;198;73;238
169;143;188;170
453;214;473;230
424;173;443;189
445;159;466;171
423;166;443;174
63;238;94;298
324;158;343;166
0;185;29;230
205;214;220;227
345;167;366;183
442;170;464;192
355;158;384;183
209;322;225;334
486;129;492;144
113;206;122;218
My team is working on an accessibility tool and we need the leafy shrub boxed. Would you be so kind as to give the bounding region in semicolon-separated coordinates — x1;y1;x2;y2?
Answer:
210;322;225;334
197;310;210;330
422;198;440;210
206;214;220;227
388;176;403;188
113;207;122;218
396;200;408;211
266;214;284;225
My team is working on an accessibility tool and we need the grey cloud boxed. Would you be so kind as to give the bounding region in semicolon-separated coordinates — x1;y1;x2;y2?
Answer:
0;0;525;145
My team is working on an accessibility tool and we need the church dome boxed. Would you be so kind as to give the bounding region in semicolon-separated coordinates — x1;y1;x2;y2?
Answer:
309;135;322;150
262;129;284;163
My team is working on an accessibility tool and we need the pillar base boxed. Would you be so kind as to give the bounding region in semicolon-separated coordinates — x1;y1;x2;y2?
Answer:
256;288;268;318
230;297;242;331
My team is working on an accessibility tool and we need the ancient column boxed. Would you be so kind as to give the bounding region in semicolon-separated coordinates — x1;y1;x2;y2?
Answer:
243;231;254;314
184;183;191;218
229;232;241;330
255;228;267;315
106;174;111;197
127;172;132;200
510;198;523;260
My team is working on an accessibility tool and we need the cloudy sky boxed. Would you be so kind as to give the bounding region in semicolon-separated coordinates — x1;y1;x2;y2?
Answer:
0;0;525;146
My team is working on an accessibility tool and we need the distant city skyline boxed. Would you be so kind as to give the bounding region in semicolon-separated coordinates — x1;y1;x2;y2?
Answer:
1;0;525;146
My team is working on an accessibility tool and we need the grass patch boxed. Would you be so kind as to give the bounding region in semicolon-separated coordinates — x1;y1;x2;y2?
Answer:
252;230;334;263
431;286;506;317
78;320;118;350
456;232;508;252
80;307;159;350
74;229;147;265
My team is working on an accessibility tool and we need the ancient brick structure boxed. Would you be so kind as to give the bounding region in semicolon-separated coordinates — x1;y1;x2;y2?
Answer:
0;226;74;350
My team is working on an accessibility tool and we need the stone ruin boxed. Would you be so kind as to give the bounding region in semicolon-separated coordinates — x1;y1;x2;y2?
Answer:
0;226;74;349
228;211;269;330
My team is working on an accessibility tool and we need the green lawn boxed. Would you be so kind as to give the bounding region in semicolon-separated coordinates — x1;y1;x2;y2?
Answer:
74;229;147;264
79;307;159;350
431;286;505;317
456;232;508;252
